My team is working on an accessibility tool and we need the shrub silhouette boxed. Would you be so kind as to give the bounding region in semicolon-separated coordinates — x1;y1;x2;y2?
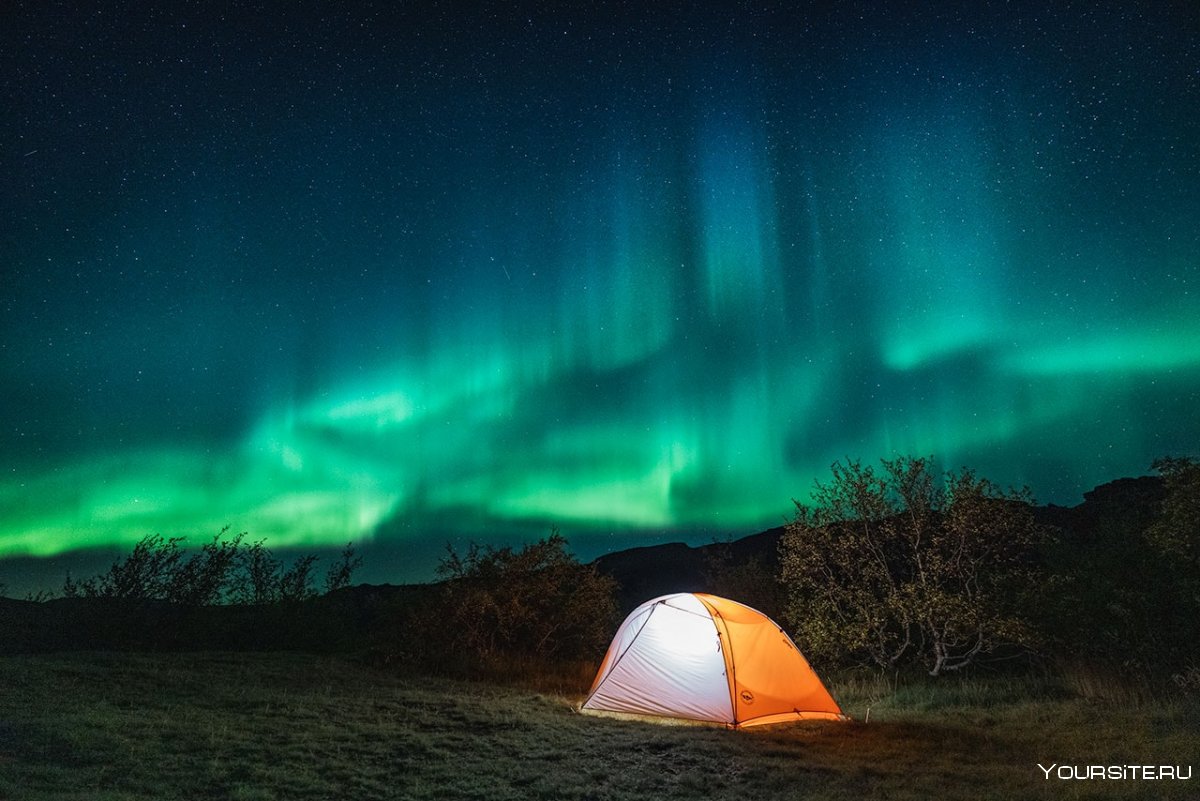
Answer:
324;542;364;594
64;533;190;601
403;531;618;678
63;530;360;607
780;457;1050;675
1044;456;1200;678
702;542;782;620
227;539;284;605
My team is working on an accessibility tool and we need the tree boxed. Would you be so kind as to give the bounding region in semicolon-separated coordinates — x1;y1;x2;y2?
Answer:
64;534;187;600
416;531;618;674
324;542;364;594
168;529;246;605
702;541;784;621
780;457;1048;675
780;459;917;670
1040;457;1200;676
277;555;320;603
920;470;1045;674
229;540;284;605
229;543;328;604
63;530;361;606
1147;456;1200;571
1145;456;1200;667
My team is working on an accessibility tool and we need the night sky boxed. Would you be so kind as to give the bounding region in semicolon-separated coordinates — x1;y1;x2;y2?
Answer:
2;2;1198;587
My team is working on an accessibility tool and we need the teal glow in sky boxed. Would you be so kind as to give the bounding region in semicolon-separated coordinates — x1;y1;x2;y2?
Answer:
1;2;1197;582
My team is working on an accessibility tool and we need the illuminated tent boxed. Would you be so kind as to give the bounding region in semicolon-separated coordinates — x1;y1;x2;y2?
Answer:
582;592;844;727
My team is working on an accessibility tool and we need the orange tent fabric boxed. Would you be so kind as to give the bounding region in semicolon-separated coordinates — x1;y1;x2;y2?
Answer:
583;592;844;727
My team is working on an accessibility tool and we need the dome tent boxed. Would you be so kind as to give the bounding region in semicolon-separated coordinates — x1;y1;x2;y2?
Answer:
581;593;844;727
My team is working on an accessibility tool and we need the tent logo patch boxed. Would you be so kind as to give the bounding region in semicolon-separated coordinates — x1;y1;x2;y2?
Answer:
739;690;755;704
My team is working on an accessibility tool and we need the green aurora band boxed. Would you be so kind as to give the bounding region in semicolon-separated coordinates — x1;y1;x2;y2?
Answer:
1;4;1197;577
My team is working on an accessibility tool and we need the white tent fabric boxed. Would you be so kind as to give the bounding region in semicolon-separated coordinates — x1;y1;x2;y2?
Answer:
585;593;731;722
582;592;844;727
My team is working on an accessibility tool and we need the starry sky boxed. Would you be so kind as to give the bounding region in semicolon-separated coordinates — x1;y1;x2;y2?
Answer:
2;1;1198;587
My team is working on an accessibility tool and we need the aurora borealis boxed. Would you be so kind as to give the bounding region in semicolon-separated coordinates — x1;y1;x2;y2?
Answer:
2;2;1198;587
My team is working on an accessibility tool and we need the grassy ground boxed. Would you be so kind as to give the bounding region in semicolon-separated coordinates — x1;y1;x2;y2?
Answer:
1;652;1196;800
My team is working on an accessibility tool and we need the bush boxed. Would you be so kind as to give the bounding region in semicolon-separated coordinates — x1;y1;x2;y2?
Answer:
701;543;782;620
63;530;361;607
404;531;618;678
1045;456;1200;676
1147;457;1200;576
779;457;1050;675
1149;457;1200;668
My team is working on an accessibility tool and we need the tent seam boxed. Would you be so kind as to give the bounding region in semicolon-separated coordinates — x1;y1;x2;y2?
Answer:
582;601;663;708
697;595;739;727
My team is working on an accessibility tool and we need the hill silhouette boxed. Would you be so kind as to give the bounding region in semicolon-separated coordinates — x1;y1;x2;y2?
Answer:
593;475;1168;613
0;473;1172;656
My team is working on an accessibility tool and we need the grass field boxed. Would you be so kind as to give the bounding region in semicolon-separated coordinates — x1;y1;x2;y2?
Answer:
1;652;1196;800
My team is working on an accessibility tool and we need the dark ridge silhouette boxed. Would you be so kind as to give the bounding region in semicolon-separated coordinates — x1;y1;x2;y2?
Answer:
591;527;784;613
0;473;1175;657
1034;476;1166;540
593;477;1171;613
